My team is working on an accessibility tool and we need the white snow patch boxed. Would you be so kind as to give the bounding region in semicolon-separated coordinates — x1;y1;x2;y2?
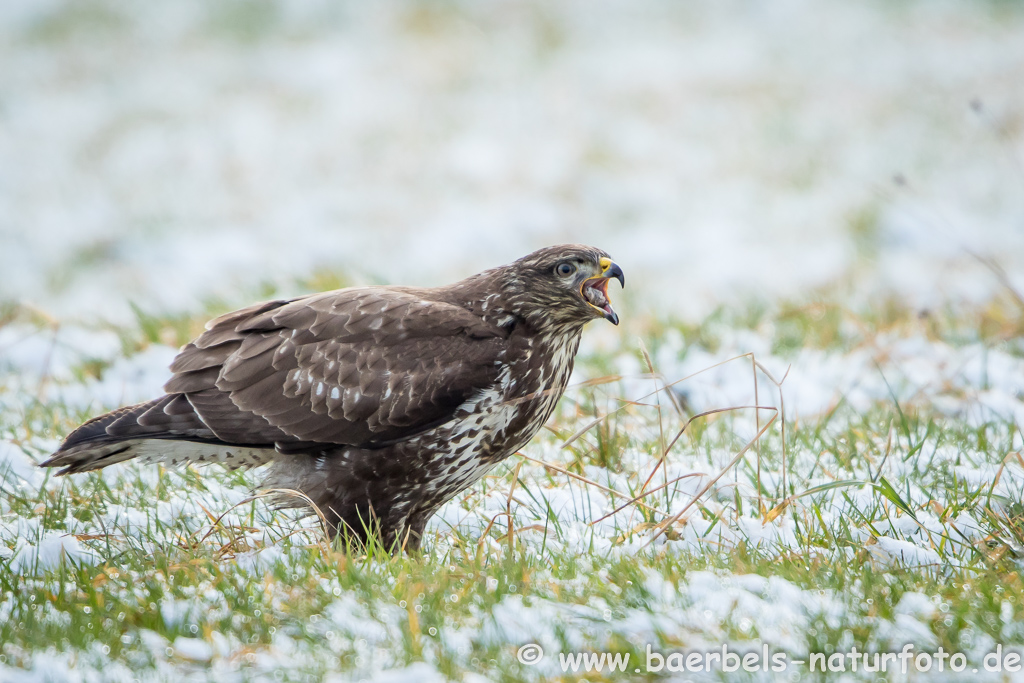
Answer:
9;532;99;574
172;636;213;662
0;441;43;488
895;592;938;621
866;536;942;568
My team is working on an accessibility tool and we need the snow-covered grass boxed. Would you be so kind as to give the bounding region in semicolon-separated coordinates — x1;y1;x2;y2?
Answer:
3;0;1024;680
2;289;1024;681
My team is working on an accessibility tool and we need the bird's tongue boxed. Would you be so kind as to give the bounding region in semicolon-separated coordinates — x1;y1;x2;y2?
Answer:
584;279;614;314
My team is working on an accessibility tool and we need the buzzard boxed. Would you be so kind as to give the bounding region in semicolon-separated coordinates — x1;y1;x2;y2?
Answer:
43;245;624;551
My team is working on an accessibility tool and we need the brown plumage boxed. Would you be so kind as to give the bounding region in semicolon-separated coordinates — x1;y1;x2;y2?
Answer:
43;245;624;551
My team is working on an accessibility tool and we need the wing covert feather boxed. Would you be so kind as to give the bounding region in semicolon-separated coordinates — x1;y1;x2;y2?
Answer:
165;288;506;448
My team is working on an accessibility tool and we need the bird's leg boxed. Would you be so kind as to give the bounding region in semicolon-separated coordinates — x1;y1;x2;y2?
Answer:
322;499;425;555
397;516;430;554
323;501;382;551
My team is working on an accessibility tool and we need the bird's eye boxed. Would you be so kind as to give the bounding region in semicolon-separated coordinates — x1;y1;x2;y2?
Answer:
556;262;576;277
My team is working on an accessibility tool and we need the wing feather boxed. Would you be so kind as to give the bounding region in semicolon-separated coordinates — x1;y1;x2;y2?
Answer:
165;366;221;394
164;287;507;449
183;389;296;445
169;341;242;373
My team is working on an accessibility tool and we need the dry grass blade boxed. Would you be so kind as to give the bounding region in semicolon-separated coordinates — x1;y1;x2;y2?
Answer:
183;488;330;553
972;251;1024;311
516;452;669;517
988;449;1024;503
871;420;895;483
560;352;762;449
506;461;523;550
191;497;260;546
557;349;790;540
589;472;705;526
763;479;869;523
478;512;511;548
753;359;790;497
636;405;777;503
627;350;786;519
637;338;669;495
572;374;626;388
259;488;332;549
752;354;762;513
642;409;778;549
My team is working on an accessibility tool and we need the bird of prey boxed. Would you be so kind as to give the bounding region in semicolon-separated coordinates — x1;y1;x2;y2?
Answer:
43;244;624;551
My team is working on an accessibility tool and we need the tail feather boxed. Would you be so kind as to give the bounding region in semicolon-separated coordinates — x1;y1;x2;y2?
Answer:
41;395;274;475
42;401;163;474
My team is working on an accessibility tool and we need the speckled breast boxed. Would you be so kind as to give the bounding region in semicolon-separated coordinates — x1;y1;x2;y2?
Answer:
403;329;582;509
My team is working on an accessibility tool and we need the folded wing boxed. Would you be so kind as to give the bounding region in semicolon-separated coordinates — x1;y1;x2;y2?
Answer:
164;287;507;450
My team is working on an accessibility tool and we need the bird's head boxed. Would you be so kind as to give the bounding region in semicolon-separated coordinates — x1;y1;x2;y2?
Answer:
499;244;625;331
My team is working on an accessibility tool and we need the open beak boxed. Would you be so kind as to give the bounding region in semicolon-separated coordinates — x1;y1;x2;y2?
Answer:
581;257;625;325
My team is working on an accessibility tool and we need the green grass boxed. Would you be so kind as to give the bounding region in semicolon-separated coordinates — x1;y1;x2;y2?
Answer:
2;292;1024;681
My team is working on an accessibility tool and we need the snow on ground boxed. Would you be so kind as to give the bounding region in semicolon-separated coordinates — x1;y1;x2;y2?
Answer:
0;0;1023;324
6;314;1020;678
646;328;1024;424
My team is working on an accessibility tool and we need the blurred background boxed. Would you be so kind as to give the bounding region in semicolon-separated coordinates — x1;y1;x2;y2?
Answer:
1;0;1023;325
